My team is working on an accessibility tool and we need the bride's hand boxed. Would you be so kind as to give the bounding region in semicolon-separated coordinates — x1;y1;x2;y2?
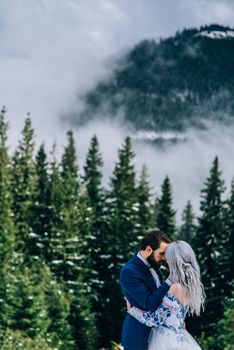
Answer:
124;297;131;310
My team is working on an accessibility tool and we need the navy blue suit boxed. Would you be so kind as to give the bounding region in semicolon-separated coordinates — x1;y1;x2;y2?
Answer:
120;254;170;350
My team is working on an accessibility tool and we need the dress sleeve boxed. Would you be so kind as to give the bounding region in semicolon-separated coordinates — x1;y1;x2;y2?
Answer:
127;297;174;328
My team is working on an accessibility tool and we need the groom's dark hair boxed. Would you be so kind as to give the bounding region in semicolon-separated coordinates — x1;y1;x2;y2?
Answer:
140;229;170;251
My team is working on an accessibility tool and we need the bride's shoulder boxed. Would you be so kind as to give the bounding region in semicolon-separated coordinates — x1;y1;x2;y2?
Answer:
169;283;184;299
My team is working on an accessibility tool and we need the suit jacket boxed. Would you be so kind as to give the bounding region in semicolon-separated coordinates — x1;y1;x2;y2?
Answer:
120;254;170;350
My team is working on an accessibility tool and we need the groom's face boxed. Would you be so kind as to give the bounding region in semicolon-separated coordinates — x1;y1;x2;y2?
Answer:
147;241;169;269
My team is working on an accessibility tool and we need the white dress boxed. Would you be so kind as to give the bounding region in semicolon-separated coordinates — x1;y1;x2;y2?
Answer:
128;292;202;350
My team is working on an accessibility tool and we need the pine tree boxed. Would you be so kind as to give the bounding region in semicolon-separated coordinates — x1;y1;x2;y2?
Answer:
0;262;75;350
216;288;234;350
224;178;234;287
11;116;36;258
82;135;109;347
108;136;139;260
41;266;75;350
58;130;98;350
155;175;177;239
0;107;15;265
48;133;80;281
68;274;98;350
57;130;81;283
1;330;54;350
194;157;227;335
83;135;103;209
104;137;139;345
136;165;155;238
30;144;51;260
2;265;50;339
47;144;64;265
179;200;196;244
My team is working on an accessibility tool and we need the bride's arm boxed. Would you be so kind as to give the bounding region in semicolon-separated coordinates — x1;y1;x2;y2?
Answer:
127;299;172;328
127;284;187;328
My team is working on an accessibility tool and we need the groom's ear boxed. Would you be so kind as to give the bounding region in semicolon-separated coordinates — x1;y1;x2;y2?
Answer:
146;245;153;254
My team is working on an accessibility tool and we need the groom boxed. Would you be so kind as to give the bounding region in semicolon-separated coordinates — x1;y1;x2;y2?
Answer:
120;229;172;350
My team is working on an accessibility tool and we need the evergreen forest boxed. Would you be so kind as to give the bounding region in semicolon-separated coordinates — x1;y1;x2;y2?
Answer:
0;108;233;350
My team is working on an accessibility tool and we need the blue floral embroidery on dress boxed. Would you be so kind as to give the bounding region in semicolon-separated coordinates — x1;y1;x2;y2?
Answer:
128;292;192;344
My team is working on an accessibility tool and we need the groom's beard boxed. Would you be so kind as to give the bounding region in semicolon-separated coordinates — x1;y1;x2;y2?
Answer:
147;252;163;269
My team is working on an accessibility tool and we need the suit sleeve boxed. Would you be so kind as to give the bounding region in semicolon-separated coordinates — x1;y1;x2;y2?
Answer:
120;267;170;312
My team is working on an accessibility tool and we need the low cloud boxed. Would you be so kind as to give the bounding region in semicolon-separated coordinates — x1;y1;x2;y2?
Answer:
184;0;234;25
1;0;234;150
73;118;234;224
134;124;234;223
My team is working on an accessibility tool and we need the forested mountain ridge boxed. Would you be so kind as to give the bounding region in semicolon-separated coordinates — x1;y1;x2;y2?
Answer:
76;24;234;131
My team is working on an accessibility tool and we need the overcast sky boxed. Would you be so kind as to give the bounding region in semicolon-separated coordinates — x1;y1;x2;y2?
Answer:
1;0;234;146
0;0;234;221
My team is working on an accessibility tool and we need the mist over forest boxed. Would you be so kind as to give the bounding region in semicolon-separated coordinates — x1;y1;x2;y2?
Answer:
1;2;234;219
70;24;234;222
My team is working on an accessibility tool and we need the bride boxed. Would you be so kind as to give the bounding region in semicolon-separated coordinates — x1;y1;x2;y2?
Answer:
126;240;205;350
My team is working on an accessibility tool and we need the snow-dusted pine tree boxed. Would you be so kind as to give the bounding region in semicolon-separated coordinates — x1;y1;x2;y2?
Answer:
224;178;234;288
82;134;111;347
0;107;15;265
194;157;227;335
58;130;98;350
29;144;52;260
11;116;37;259
104;137;139;344
136;164;155;237
179;200;196;244
155;175;177;239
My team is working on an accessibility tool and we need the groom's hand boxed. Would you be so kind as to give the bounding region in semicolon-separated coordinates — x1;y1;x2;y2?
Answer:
124;297;131;311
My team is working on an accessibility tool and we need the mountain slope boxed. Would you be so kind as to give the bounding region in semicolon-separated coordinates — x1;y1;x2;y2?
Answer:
74;24;234;131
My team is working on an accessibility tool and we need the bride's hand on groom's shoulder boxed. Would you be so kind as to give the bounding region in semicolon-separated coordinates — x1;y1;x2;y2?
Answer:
124;296;131;311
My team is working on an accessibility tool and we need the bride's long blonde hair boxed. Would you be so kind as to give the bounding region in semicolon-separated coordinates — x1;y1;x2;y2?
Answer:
165;240;205;316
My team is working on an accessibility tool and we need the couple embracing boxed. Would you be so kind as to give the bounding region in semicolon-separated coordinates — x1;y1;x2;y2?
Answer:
120;229;205;350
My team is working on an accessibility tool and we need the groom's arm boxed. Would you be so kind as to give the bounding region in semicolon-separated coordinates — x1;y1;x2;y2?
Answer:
120;267;170;312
